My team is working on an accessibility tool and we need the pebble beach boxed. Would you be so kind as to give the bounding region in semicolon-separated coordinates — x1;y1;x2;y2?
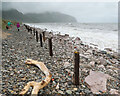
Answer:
1;25;120;95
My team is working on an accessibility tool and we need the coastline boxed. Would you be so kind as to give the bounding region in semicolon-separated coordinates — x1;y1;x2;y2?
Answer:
1;24;119;95
26;23;118;52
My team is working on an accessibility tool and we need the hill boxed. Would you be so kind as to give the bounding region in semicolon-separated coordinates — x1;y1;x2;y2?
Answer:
2;9;77;23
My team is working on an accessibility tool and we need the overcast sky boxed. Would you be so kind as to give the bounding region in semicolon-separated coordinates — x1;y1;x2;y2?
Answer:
2;2;118;23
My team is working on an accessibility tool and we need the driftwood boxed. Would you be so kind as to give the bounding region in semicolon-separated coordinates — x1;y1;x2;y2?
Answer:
19;59;52;95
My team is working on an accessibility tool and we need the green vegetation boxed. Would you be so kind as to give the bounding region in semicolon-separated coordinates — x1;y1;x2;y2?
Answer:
2;9;77;23
2;18;22;30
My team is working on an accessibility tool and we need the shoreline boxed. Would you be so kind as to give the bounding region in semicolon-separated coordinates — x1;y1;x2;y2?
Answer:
1;24;119;95
26;23;118;53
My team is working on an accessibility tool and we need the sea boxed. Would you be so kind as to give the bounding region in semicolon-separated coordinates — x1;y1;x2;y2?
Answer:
26;23;118;52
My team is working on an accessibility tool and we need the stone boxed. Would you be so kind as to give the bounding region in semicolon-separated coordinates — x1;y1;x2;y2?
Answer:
10;72;14;76
109;89;119;94
82;68;88;73
73;88;78;91
56;83;59;89
106;60;112;65
82;84;85;88
65;69;71;72
101;51;107;54
89;61;95;67
98;57;107;66
85;70;111;94
52;90;56;93
58;90;64;94
104;48;112;51
86;49;93;54
112;52;118;59
75;92;79;94
64;62;71;68
21;77;26;81
68;81;72;85
98;65;106;70
107;65;118;70
53;81;56;85
66;90;72;94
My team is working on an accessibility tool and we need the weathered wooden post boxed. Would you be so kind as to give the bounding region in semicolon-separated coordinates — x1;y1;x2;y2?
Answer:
34;28;36;36
42;31;46;42
28;27;30;32
39;33;43;47
36;31;38;42
48;38;53;56
26;26;28;31
74;51;79;85
30;27;32;34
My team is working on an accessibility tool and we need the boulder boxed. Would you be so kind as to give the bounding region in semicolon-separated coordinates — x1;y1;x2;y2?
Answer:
85;70;111;94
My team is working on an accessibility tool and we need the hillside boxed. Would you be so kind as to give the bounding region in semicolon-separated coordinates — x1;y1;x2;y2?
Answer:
2;9;32;22
2;9;77;23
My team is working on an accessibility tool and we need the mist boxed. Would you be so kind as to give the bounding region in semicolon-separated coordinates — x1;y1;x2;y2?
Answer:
2;2;118;23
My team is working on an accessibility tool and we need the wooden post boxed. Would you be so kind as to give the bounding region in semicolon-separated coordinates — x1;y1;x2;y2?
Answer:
30;28;32;34
74;51;79;85
42;31;45;42
26;26;28;31
48;38;53;56
28;27;30;32
34;29;36;36
39;34;43;47
36;31;38;42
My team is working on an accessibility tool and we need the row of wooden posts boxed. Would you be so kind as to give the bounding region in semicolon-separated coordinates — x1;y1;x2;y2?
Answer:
24;24;80;85
24;24;53;57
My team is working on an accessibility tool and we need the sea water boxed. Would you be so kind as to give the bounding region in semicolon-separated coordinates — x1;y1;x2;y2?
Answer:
26;23;118;52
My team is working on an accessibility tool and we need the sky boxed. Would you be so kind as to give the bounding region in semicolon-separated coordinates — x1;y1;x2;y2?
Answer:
2;1;118;23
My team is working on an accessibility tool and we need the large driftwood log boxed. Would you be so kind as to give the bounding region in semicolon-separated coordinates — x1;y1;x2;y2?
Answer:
19;59;52;95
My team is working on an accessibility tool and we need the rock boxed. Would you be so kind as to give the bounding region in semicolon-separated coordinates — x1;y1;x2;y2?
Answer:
112;52;118;59
82;64;91;69
73;88;78;91
65;69;71;72
66;90;72;94
98;65;106;70
75;37;81;41
89;61;95;67
98;57;107;66
52;90;56;93
85;70;111;94
82;68;89;73
106;60;112;65
10;72;14;76
68;81;72;85
21;77;26;81
104;48;112;51
107;66;118;70
109;89;119;94
58;90;64;94
82;84;86;88
56;83;59;89
101;50;107;54
8;89;17;94
64;62;71;68
53;81;56;85
86;49;93;54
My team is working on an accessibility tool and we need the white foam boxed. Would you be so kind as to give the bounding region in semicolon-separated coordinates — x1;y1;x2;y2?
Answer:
26;23;118;52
